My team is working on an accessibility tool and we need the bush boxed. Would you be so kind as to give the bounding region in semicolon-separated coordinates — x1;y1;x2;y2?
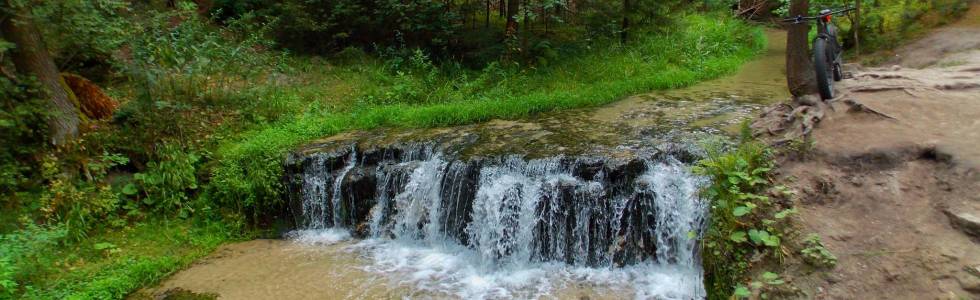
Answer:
694;131;796;299
38;153;128;241
0;72;49;197
0;221;68;296
27;0;132;79
132;144;200;217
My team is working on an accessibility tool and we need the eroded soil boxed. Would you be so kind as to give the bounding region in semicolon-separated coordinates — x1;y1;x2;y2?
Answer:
769;4;980;298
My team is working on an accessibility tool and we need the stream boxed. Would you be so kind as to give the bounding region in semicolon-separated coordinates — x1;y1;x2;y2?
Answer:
143;30;788;300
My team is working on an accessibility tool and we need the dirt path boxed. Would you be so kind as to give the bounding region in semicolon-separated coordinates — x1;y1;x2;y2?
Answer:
767;4;980;299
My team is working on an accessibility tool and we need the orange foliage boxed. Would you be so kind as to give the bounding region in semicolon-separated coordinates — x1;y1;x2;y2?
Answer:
62;73;118;120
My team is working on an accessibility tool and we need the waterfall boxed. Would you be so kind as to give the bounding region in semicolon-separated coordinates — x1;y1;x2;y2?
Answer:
287;145;708;299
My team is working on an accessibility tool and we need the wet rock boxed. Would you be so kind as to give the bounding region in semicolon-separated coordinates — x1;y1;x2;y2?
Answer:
944;209;980;239
284;141;703;267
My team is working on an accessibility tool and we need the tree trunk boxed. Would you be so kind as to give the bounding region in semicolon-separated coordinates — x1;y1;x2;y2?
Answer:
854;0;861;54
621;0;630;44
1;3;80;145
505;0;519;39
486;0;491;28
786;0;816;98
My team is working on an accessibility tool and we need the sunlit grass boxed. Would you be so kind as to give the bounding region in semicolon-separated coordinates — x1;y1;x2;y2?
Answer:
21;219;237;299
209;14;766;214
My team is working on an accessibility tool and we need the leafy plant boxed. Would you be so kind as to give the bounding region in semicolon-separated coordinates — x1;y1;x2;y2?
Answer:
38;152;128;241
695;135;801;299
132;144;200;217
801;234;837;268
0;221;68;296
784;134;816;160
0;50;50;197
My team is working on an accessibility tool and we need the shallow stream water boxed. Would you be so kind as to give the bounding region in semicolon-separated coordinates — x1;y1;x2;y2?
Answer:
144;30;789;300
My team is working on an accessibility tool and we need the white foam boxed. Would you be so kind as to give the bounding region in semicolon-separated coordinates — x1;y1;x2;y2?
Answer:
286;228;352;245
343;237;702;300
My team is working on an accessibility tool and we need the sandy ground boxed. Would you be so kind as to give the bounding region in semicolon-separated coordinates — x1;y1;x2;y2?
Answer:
771;4;980;299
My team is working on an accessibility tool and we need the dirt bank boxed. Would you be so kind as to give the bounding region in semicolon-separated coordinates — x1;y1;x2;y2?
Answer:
763;4;980;298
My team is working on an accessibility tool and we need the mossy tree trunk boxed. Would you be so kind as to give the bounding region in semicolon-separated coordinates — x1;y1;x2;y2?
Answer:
1;1;80;145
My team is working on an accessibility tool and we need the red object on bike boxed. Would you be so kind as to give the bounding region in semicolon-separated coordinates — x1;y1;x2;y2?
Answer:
824;15;832;22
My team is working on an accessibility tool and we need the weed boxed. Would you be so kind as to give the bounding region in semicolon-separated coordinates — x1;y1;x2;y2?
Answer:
784;134;816;160
695;135;803;299
800;234;838;268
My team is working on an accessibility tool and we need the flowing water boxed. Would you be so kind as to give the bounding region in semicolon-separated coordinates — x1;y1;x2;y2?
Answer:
145;30;790;300
286;147;708;299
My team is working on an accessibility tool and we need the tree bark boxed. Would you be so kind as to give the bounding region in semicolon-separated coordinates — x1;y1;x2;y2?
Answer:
505;0;519;39
1;3;80;145
786;0;816;98
621;0;630;44
853;0;861;54
486;0;491;28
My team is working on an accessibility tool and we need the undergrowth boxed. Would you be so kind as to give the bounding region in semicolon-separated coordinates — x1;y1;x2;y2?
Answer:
210;14;767;218
694;126;798;299
0;217;237;299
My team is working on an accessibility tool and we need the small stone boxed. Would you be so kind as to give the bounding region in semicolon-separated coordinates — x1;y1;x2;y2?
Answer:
944;210;980;238
891;65;902;71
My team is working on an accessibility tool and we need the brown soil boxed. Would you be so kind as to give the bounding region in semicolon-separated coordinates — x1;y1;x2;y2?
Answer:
767;4;980;299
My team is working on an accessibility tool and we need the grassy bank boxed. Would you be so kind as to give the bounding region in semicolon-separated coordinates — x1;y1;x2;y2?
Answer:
1;8;763;299
1;218;236;299
210;14;766;215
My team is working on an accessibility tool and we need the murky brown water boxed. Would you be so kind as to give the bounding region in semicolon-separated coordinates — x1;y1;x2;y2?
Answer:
137;238;653;300
592;29;789;133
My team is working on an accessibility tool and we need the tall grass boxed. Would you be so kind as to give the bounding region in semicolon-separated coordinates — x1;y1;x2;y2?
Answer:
209;13;766;215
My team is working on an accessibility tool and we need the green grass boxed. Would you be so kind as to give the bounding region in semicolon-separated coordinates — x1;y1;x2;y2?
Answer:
3;218;237;300
209;14;767;214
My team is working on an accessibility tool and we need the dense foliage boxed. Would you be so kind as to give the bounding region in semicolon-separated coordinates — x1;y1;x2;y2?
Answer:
774;0;970;56
695;133;781;299
0;0;971;298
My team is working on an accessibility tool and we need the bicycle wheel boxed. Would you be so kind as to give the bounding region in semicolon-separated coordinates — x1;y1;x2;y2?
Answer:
833;49;844;81
813;38;834;100
833;62;843;81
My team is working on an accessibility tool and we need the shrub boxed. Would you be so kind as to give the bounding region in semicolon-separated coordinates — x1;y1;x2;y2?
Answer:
0;221;68;296
38;153;128;241
132;144;200;217
694;132;797;299
0;70;49;197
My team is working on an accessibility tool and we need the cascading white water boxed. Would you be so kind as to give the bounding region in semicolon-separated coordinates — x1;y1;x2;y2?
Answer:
290;147;708;299
300;154;332;229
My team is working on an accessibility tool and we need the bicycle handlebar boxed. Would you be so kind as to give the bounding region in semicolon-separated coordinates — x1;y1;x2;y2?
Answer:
782;7;855;24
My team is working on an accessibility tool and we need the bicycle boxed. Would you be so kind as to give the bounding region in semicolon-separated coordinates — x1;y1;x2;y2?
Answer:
784;7;855;100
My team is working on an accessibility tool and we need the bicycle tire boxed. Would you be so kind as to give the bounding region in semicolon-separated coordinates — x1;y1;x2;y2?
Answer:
813;38;834;100
833;62;843;81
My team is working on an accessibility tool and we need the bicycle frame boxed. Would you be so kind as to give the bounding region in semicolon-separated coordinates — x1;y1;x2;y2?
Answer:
814;9;842;65
783;7;854;99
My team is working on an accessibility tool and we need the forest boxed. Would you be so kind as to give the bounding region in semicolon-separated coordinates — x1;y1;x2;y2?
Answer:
0;0;970;299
